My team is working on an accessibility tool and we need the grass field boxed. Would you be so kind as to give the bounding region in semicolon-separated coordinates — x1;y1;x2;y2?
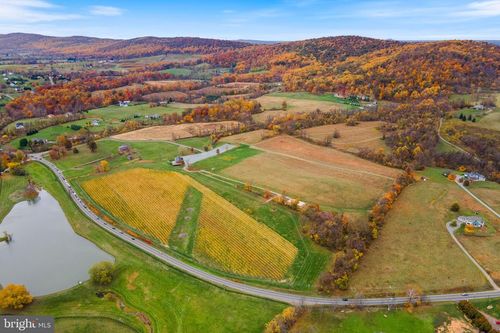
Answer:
468;181;500;213
6;103;186;148
348;168;495;296
303;121;388;153
253;92;359;123
290;302;490;333
0;174;27;221
54;317;138;333
217;136;398;212
6;163;285;332
112;121;241;141
221;129;275;145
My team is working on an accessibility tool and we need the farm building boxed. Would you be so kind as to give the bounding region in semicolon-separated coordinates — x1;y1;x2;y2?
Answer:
472;104;485;110
463;172;486;181
15;122;24;130
457;216;485;228
119;100;130;107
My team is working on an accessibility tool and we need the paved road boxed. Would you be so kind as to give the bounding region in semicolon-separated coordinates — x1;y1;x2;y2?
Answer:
29;154;500;306
446;221;499;290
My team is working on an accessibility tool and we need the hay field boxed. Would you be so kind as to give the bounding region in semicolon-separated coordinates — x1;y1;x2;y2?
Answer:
112;121;242;141
255;135;399;179
253;96;344;123
221;129;275;145
304;121;388;153
221;136;399;210
348;169;496;295
82;169;189;243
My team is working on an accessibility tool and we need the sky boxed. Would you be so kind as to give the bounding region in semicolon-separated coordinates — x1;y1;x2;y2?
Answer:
0;0;499;40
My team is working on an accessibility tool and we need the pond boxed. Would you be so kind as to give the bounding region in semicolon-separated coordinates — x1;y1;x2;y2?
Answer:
0;190;114;296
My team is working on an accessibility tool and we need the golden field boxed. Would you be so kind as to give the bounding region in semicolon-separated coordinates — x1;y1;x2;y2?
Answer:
82;168;298;280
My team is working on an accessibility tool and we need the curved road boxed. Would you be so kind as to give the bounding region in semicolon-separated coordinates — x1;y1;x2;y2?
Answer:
30;154;500;306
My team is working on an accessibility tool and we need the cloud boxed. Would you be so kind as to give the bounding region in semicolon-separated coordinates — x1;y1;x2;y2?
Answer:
0;0;81;23
452;0;500;17
90;5;124;16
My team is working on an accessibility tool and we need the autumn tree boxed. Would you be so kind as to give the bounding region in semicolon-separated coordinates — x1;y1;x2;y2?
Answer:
0;284;33;310
89;261;115;285
87;139;97;153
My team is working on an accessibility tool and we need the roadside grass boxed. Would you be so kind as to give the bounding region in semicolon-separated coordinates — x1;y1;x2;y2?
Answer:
10;162;285;332
191;144;261;172
290;302;470;333
169;186;203;255
348;167;494;296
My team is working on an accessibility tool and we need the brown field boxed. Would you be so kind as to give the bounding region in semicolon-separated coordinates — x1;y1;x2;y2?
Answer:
112;121;242;141
254;135;400;179
144;79;202;87
142;91;188;102
217;82;261;88
221;129;275;145
91;83;144;97
222;136;400;211
253;95;345;123
304;121;389;153
348;171;497;296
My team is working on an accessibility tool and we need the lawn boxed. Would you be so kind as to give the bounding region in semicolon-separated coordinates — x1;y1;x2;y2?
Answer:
348;167;495;296
268;92;361;106
86;103;184;121
5;162;286;332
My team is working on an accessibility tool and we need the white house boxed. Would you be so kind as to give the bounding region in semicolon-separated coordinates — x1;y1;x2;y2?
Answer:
119;101;130;107
457;216;485;228
91;119;100;126
472;104;485;110
464;172;486;181
15;122;24;130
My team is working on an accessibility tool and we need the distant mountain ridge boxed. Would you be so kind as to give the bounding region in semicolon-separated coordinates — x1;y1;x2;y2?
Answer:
0;33;250;58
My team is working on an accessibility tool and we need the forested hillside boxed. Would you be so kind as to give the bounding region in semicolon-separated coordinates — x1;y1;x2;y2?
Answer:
0;33;250;58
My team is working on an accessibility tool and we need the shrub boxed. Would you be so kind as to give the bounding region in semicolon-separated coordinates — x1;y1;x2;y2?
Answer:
73;147;79;154
0;284;33;310
70;124;82;131
450;220;457;227
19;138;28;148
457;300;493;333
89;261;115;285
463;180;470;187
450;203;460;212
